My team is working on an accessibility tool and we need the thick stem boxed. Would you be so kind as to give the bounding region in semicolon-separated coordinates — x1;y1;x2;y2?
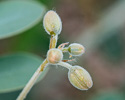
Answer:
16;59;48;100
49;35;58;49
57;61;72;69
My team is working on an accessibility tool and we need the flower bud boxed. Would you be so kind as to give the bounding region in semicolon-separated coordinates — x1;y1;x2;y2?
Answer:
47;48;63;64
68;66;93;90
68;43;85;56
43;10;62;36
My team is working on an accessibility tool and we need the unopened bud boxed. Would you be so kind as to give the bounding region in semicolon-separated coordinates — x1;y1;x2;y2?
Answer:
68;43;85;56
47;48;63;64
68;66;93;90
43;10;62;36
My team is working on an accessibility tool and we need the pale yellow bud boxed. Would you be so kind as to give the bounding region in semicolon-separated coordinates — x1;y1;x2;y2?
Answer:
43;10;62;35
68;66;93;90
68;43;85;56
47;48;63;64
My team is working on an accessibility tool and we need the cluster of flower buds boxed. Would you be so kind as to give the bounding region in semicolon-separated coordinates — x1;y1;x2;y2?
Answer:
43;10;93;90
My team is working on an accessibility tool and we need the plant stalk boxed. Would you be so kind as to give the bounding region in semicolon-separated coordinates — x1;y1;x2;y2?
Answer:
16;59;48;100
57;61;72;69
49;35;58;49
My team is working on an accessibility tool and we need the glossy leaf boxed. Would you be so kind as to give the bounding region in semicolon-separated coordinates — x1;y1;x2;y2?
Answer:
0;1;46;39
0;53;48;93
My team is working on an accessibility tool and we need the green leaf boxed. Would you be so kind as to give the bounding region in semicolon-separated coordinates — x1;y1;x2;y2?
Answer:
0;53;48;93
0;90;20;100
0;1;46;39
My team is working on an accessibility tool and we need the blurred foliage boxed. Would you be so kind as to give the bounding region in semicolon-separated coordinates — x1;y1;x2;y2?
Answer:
0;90;21;100
99;32;124;62
0;0;48;99
0;0;45;39
89;91;125;100
0;53;49;93
11;22;49;55
38;0;57;8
